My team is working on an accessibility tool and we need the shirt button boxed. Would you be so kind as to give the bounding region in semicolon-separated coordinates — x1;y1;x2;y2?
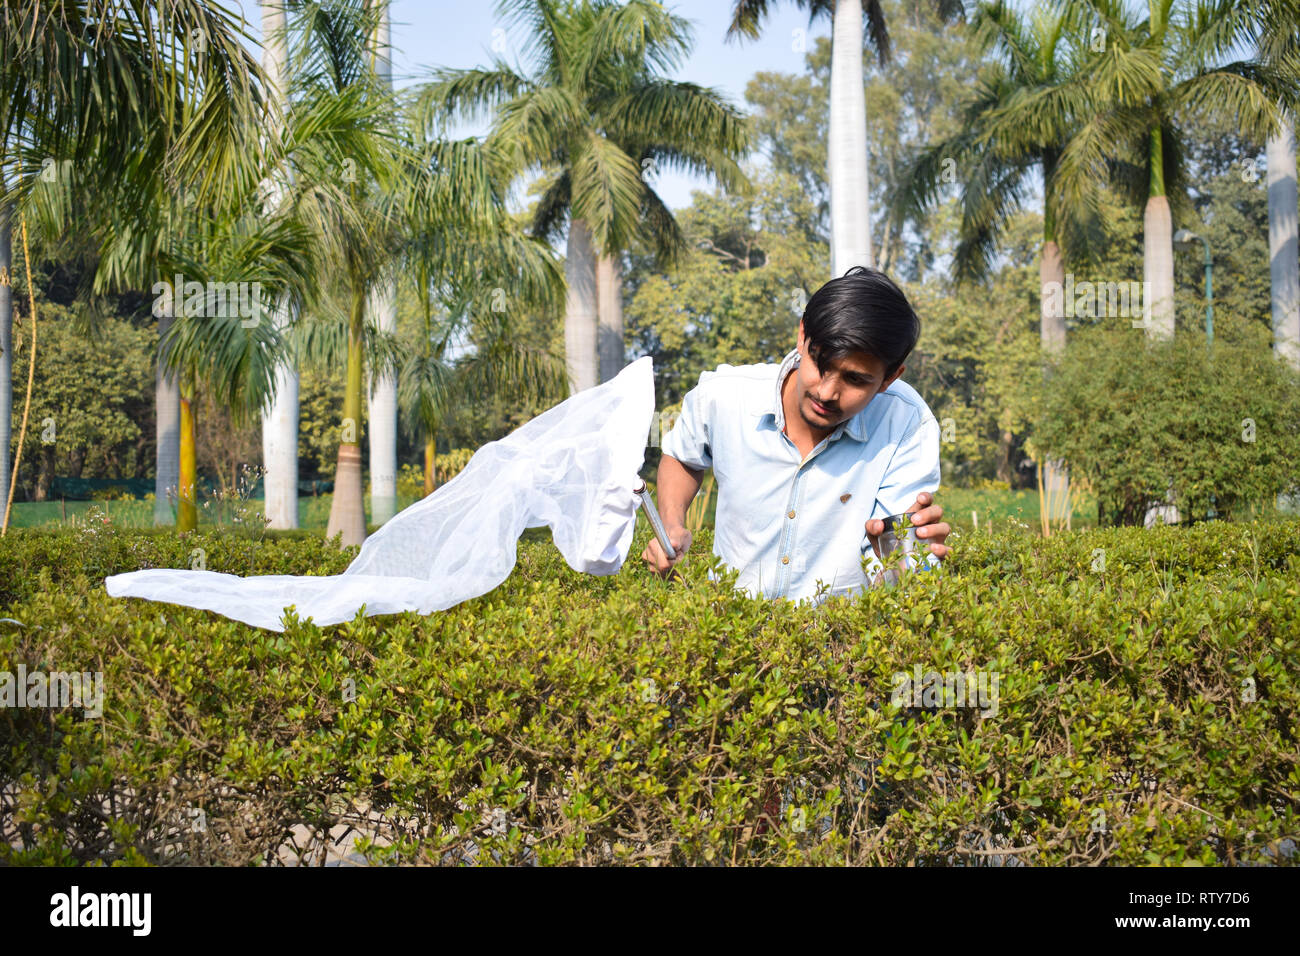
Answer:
781;555;790;565
787;510;796;519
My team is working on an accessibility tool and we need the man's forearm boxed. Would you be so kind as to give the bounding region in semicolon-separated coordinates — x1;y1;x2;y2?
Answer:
657;454;704;529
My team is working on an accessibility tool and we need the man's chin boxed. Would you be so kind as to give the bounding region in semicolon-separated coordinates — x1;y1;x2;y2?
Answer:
801;405;841;429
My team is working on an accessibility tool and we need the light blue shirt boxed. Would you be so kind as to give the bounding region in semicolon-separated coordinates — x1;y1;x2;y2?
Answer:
661;347;941;605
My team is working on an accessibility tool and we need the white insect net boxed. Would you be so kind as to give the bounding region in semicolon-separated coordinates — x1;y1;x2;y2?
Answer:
106;357;656;631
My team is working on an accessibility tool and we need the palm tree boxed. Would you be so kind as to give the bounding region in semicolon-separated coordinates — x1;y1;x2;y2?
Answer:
398;160;567;491
276;0;409;547
425;0;748;392
1252;0;1300;370
283;0;565;547
727;0;965;279
155;201;312;531
897;0;1110;352
364;0;400;526
1268;118;1299;370
895;0;1112;522
1055;0;1298;340
0;0;265;522
261;0;302;530
83;87;316;534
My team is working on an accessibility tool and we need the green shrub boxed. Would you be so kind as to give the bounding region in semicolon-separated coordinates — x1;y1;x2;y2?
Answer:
1;519;1296;865
1035;330;1300;525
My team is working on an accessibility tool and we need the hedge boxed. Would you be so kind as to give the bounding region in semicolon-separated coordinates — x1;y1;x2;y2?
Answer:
1;516;1297;865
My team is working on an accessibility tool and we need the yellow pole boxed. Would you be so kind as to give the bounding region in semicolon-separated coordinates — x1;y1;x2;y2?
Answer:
2;217;38;537
178;393;198;532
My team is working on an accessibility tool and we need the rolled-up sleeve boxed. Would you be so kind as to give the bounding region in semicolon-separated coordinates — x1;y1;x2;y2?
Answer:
872;413;942;519
660;373;714;471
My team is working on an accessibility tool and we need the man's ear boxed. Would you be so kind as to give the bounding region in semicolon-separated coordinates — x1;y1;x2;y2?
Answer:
883;364;905;390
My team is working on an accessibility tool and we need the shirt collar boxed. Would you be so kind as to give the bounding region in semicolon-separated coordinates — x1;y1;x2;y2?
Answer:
755;347;869;443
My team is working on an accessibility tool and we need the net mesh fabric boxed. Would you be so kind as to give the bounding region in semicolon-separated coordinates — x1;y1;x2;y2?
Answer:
106;357;655;631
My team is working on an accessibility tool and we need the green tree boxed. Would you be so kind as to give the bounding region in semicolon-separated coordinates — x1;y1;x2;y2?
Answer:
625;170;825;406
1057;0;1299;340
7;302;154;499
0;0;266;524
425;0;748;392
1036;329;1300;524
1175;114;1276;344
895;0;1111;349
283;0;562;547
727;0;965;278
150;193;311;531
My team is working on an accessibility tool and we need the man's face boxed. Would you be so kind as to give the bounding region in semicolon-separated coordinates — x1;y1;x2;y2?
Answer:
792;319;905;431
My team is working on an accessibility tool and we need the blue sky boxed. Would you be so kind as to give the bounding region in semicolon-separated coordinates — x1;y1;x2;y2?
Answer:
239;0;830;209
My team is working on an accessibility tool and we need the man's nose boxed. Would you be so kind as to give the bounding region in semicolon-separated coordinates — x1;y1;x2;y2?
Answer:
815;376;840;402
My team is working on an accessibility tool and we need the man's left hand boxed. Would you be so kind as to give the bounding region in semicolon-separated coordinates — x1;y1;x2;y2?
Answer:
865;491;951;562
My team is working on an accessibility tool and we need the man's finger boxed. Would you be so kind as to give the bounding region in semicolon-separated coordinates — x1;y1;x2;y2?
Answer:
917;520;950;540
911;505;943;528
643;539;669;574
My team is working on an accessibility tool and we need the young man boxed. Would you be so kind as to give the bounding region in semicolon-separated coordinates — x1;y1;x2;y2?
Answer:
643;266;951;603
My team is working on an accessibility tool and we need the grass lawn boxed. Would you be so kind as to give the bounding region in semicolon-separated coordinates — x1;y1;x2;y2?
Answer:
9;481;1288;537
5;493;423;532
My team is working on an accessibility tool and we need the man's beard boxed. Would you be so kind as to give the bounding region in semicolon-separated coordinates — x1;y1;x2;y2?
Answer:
800;392;841;428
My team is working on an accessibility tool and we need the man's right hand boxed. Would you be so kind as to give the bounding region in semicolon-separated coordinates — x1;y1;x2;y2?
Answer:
641;525;692;577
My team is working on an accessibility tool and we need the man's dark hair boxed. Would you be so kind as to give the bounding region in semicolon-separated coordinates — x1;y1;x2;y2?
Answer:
800;266;920;379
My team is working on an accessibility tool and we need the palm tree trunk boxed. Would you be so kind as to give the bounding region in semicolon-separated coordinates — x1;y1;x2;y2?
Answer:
178;391;198;532
597;253;624;383
424;433;436;497
828;0;873;276
326;294;368;547
154;309;180;525
996;428;1014;485
1268;115;1299;371
260;0;299;529
565;219;598;393
1143;196;1175;340
1143;129;1175;340
1040;239;1066;355
366;1;398;525
876;216;893;274
262;293;299;529
1040;234;1068;525
367;280;398;524
0;204;11;519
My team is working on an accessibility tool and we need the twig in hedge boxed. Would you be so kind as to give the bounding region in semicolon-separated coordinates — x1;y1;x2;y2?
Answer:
1167;795;1226;825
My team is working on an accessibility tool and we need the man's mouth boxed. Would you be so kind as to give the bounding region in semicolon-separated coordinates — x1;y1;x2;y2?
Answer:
810;396;835;417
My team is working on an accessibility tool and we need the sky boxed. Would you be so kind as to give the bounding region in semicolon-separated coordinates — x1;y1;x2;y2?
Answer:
236;0;830;209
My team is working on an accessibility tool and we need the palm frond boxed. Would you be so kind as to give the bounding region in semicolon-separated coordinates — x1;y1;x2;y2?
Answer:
568;129;644;254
